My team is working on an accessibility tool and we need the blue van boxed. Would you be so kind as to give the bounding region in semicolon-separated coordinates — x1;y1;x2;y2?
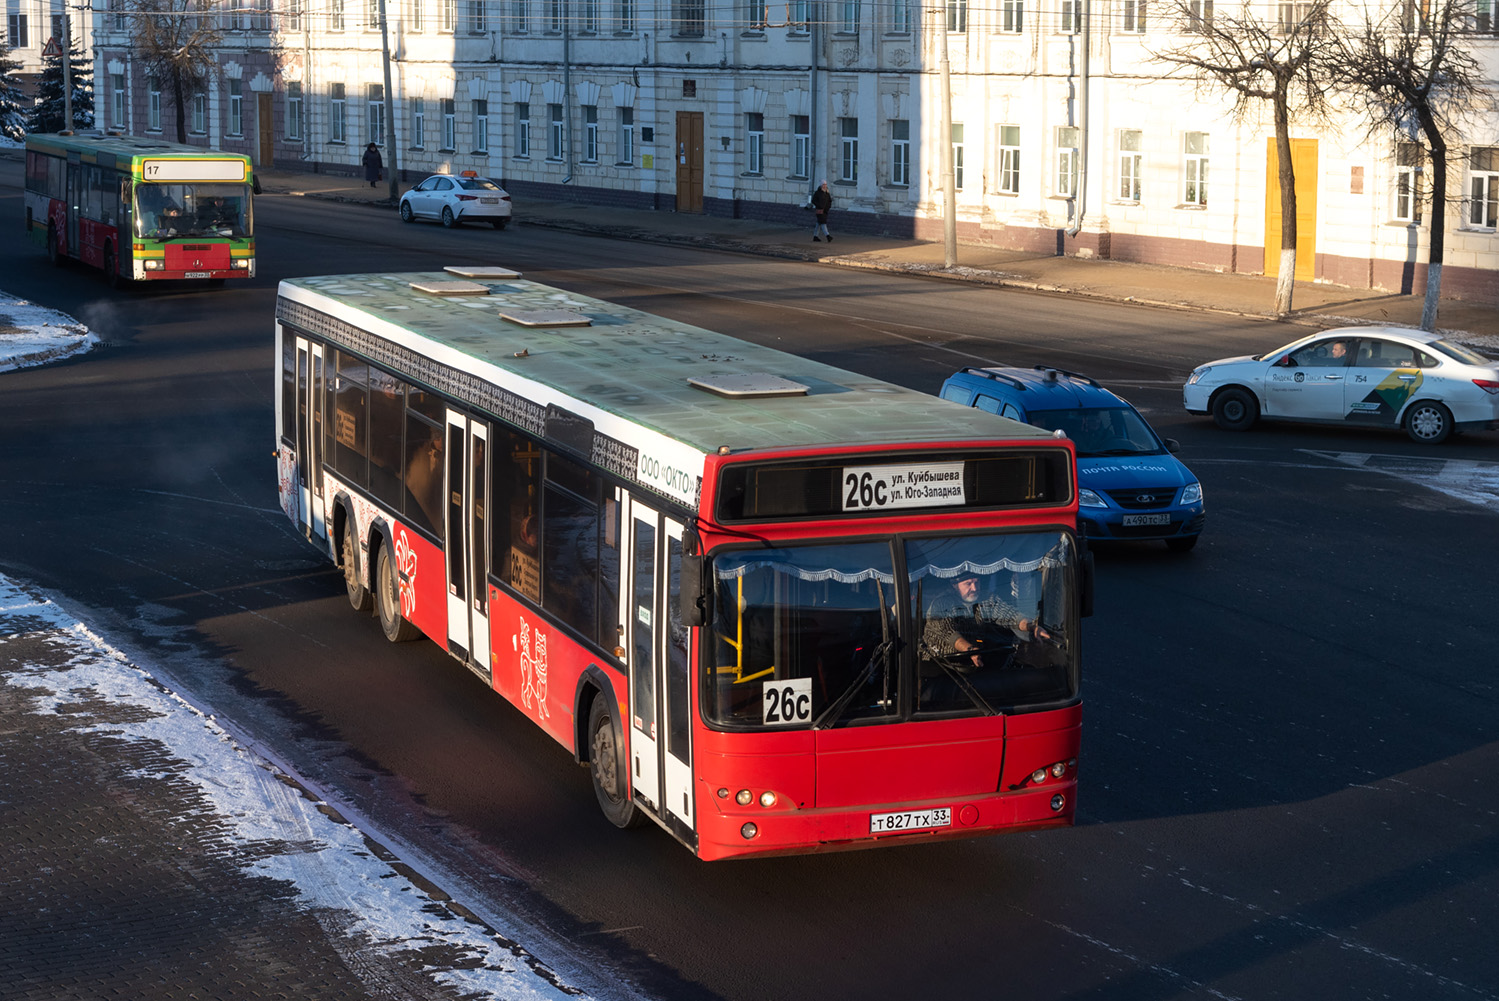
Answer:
940;366;1205;551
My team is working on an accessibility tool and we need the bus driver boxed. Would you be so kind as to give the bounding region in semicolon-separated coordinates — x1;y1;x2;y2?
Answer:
922;572;1048;671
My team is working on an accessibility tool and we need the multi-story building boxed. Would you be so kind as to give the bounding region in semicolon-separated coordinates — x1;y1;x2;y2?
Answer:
7;0;97;98
89;1;1499;304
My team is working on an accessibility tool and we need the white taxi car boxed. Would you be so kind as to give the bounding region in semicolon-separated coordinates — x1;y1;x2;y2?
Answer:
1184;326;1499;444
399;171;513;229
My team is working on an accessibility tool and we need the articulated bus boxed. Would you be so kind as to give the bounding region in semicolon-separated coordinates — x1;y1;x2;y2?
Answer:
24;131;255;285
275;269;1091;860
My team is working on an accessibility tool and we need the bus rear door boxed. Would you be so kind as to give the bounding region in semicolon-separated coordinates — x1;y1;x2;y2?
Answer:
444;409;490;676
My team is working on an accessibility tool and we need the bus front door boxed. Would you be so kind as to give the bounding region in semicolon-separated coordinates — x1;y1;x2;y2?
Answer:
293;336;325;539
624;500;695;836
65;161;79;257
444;410;490;678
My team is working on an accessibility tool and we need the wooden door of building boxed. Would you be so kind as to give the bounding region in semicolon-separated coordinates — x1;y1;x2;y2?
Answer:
258;93;274;166
675;112;703;213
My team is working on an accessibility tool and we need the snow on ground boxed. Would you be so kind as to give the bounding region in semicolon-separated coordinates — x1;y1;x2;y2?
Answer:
0;573;584;1001
0;290;98;372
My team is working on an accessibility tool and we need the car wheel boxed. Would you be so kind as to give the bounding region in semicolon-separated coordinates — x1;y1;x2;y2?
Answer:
1404;401;1453;444
588;695;644;829
441;206;456;228
1165;536;1199;553
494;217;509;230
1211;387;1259;431
399;201;414;223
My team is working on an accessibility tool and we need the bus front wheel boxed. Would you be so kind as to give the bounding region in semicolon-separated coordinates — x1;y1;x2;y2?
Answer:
376;542;421;642
343;530;372;612
588;696;644;829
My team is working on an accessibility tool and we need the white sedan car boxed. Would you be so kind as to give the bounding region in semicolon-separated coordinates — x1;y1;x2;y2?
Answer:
399;172;513;229
1184;326;1499;444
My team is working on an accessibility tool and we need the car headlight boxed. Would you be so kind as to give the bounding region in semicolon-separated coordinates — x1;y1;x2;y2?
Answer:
1180;482;1203;504
1187;367;1210;385
1078;487;1108;509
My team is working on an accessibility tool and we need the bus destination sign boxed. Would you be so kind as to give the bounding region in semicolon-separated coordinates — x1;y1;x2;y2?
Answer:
842;460;966;512
141;158;248;182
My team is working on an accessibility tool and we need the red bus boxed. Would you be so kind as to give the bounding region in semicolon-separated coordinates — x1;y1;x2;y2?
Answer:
24;131;255;286
275;268;1090;860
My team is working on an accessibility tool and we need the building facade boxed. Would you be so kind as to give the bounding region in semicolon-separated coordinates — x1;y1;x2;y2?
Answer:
88;0;1499;303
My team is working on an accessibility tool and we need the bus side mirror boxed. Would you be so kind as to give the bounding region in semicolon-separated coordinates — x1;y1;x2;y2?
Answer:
680;553;710;627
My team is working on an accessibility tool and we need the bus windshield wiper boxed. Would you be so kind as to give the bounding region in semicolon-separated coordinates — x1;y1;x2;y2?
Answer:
813;636;899;730
933;656;997;715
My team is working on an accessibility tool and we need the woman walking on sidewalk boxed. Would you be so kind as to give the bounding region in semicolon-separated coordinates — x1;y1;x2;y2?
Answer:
363;143;383;188
811;180;832;242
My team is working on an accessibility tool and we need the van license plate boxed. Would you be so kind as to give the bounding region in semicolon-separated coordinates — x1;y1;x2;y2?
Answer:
870;807;951;834
185;271;210;278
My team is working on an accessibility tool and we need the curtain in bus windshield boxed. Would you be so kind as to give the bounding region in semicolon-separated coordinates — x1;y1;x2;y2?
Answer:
133;183;251;237
909;532;1075;715
706;542;898;728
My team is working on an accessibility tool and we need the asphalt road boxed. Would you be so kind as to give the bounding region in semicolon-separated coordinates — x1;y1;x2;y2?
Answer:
3;168;1497;1001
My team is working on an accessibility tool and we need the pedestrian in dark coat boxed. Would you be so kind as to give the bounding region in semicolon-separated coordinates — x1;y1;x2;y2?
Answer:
811;180;832;242
363;142;383;187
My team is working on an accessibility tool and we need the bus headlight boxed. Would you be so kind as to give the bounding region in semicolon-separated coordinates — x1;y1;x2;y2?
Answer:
231;259;251;270
144;260;163;271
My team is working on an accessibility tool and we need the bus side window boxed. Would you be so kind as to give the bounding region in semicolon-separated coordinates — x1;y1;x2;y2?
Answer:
491;427;541;603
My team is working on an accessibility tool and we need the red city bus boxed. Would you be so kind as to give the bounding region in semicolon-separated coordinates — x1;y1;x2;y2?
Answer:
275;269;1090;860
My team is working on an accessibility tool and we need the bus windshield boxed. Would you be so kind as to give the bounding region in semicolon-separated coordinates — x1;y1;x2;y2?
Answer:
134;182;253;238
704;530;1076;728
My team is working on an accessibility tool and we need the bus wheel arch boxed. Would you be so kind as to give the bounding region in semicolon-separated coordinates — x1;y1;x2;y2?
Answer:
582;679;644;829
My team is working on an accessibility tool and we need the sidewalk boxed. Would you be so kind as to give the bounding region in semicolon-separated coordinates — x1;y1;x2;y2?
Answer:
255;166;1499;344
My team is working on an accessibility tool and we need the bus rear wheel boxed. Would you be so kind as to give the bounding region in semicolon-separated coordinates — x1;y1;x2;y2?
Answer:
588;696;643;829
376;542;421;642
343;530;372;612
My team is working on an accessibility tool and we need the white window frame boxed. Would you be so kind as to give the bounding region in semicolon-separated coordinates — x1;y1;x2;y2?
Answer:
889;0;911;32
330;84;347;143
411;0;423;30
1478;0;1496;33
946;0;966;31
1118;129;1142;202
792;115;810;179
1187;0;1211;31
441;98;456;150
1469;148;1499;228
1183;131;1209;206
616;0;634;31
442;0;456;30
1060;0;1081;33
368;84;385;146
1393;141;1420;224
228;79;243;136
548;103;565;159
330;0;345;31
840;0;859;32
998;124;1020;195
148;78;162;132
746;112;764;174
617;106;633;165
192;93;207;135
839;117;859;183
1056;126;1079;197
581;0;598;30
584;104;598;162
410;97;424;149
952;123;965;190
286;82;303;140
1277;0;1311;32
746;0;765;29
474;99;489;152
286;0;304;31
891;119;909;187
111;72;127;129
516;102;531;157
467;0;486;31
1000;0;1022;32
1120;0;1144;32
509;0;525;29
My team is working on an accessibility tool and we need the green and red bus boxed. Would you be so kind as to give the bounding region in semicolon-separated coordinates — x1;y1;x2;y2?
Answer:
24;131;255;285
275;268;1090;860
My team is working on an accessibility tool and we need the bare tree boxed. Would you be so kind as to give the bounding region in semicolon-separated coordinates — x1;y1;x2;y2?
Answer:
1328;0;1490;331
1152;0;1338;317
130;0;223;144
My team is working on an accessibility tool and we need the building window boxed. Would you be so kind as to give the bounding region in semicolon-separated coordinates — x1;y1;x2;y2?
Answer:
474;99;489;152
1056;127;1079;196
840;0;860;31
888;0;911;32
890;119;909;186
1277;0;1312;32
516;102;531;157
508;0;525;29
789;0;808;27
839;117;859;182
7;13;28;48
148;78;162;131
330;84;347;143
331;0;345;30
1001;0;1022;31
746;0;765;29
112;72;127;129
617;107;634;164
442;0;456;30
410;97;424;148
441;98;456;150
287;0;304;32
411;0;423;29
1469;147;1499;228
1187;0;1212;30
616;0;634;31
946;0;966;31
792;115;810;178
547;0;563;29
674;0;704;35
998;124;1020;195
951;123;966;189
581;0;598;30
467;0;486;31
109;0;127;30
1183;131;1209;206
1060;0;1080;32
1393;141;1421;223
227;79;243;136
191;93;207;134
1478;0;1496;33
287;82;304;139
368;84;385;146
368;0;380;28
253;0;272;30
1118;129;1142;201
583;105;598;161
744;112;764;174
548;103;564;159
1121;0;1144;32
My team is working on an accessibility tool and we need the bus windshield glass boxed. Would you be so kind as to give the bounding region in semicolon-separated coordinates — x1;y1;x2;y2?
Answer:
134;182;253;238
704;530;1076;728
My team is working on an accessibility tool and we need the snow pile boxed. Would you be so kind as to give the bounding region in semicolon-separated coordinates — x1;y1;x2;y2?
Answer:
0;292;98;372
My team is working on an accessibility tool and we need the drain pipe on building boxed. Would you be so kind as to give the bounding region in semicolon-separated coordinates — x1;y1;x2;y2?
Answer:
1066;0;1090;240
563;2;574;185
